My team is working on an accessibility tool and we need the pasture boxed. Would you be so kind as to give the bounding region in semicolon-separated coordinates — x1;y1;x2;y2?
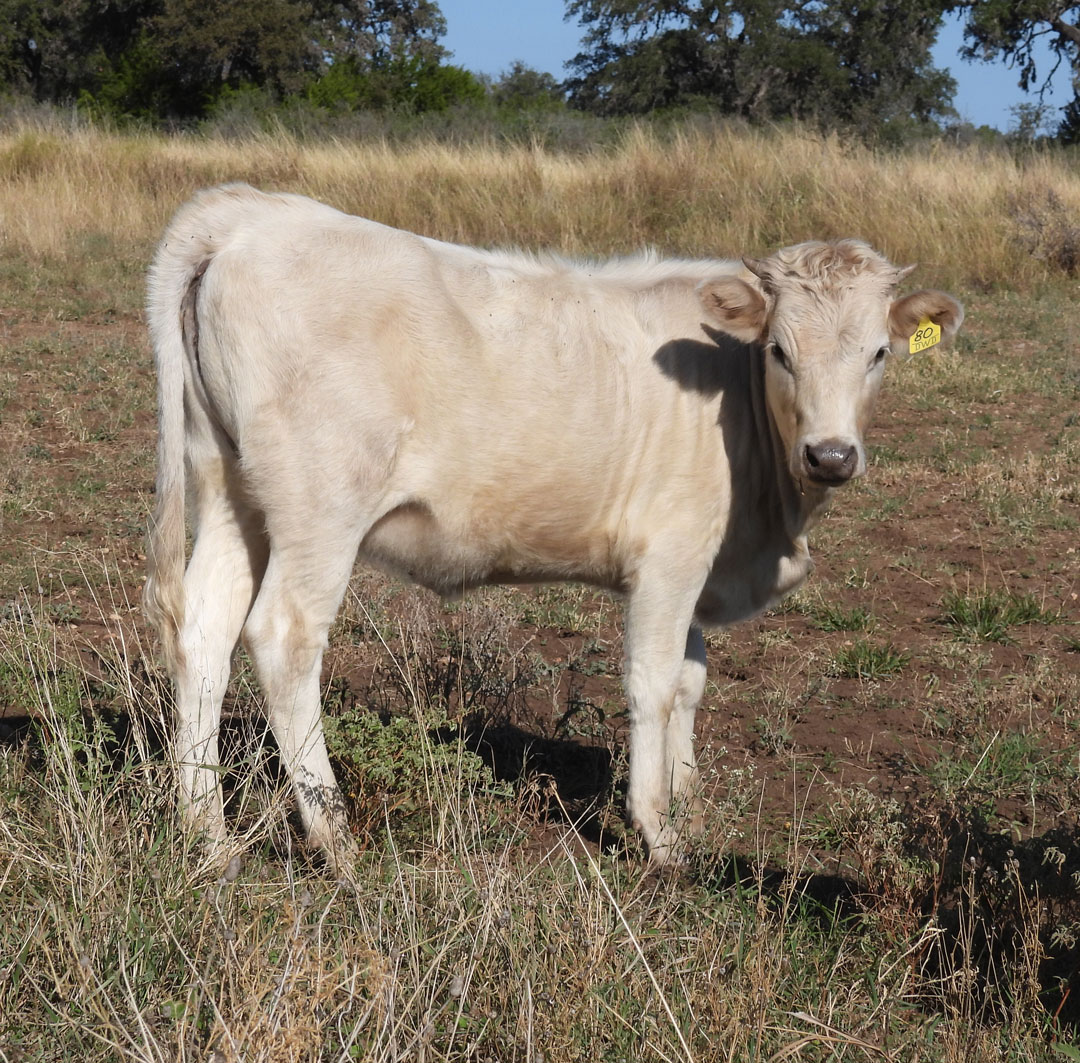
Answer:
1;120;1079;1061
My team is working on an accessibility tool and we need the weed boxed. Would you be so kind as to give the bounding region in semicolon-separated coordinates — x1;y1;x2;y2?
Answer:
567;637;612;677
519;585;597;635
556;690;609;741
770;588;812;616
940;588;1059;644
324;702;511;839
813;603;874;632
390;594;540;720
820;785;932;914
828;639;909;679
753;712;794;754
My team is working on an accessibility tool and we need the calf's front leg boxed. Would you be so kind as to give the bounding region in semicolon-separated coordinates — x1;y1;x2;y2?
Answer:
667;626;707;831
622;578;705;867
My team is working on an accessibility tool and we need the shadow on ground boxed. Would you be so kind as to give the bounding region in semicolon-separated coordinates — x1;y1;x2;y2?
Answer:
697;804;1080;1034
459;717;617;847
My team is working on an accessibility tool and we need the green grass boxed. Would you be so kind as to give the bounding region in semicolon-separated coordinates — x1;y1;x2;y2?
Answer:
827;639;910;679
922;730;1068;803
813;603;874;633
940;589;1059;644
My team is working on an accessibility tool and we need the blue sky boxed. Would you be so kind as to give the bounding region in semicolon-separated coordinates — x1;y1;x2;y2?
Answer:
438;0;1072;132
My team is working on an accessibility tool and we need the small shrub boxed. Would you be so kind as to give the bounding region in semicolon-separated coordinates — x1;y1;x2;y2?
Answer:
324;703;510;838
753;713;794;754
1009;187;1080;276
820;786;933;912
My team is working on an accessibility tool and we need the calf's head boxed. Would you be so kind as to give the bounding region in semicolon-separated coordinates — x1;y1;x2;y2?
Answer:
700;239;963;489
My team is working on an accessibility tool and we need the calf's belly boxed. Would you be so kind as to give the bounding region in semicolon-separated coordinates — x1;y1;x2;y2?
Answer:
359;499;625;597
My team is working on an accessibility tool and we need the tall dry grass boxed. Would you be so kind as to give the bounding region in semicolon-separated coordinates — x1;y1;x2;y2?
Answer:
1;120;1079;290
0;582;1062;1063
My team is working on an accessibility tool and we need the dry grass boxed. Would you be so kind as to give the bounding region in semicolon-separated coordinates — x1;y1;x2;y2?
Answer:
1;120;1080;291
0;586;1071;1063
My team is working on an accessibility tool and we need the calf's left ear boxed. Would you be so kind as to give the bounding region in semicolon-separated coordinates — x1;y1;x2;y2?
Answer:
888;290;965;356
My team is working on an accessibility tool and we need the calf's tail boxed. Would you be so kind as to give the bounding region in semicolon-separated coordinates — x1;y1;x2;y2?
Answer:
144;187;248;671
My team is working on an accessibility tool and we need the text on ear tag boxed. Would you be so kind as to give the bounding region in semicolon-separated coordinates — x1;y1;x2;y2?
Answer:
909;316;941;354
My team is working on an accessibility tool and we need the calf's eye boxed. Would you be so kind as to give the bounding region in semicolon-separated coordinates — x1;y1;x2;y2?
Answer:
771;344;792;373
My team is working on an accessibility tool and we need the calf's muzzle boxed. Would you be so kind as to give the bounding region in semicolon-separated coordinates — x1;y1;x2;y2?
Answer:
803;440;858;485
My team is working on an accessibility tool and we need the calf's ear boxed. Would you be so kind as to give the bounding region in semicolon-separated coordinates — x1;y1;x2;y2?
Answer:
888;290;965;356
698;277;768;343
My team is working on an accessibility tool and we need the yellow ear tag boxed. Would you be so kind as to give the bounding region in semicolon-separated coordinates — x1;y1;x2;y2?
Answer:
909;316;941;354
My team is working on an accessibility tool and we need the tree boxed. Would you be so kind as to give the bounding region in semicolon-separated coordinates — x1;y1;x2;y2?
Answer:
0;0;456;120
811;3;959;128
1060;74;1080;141
307;53;484;112
312;0;447;70
151;0;315;99
956;2;1080;139
0;0;158;104
305;3;488;114
491;61;565;110
563;0;956;131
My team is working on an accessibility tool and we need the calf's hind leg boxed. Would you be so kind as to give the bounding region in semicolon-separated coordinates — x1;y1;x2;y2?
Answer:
173;463;268;849
240;526;364;871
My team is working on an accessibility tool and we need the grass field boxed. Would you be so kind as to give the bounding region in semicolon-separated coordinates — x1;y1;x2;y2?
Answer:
1;119;1079;1062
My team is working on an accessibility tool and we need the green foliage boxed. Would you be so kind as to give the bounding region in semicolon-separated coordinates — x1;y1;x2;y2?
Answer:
0;0;458;122
564;0;957;132
1060;79;1080;143
813;603;874;632
408;61;485;112
491;61;565;111
828;638;910;679
2;0;1080;141
753;712;794;754
306;53;483;113
307;56;377;111
0;0;155;105
940;589;1059;643
924;730;1057;800
76;32;186;121
324;704;509;837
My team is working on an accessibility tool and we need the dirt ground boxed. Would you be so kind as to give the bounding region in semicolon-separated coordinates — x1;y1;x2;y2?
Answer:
2;289;1079;866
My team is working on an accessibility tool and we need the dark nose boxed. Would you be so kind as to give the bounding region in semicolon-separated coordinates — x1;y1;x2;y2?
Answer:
803;440;858;484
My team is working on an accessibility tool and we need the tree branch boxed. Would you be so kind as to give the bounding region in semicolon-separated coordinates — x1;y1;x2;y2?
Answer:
1049;16;1080;49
